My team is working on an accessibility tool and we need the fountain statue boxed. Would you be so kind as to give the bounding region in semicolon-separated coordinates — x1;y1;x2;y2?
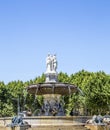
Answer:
45;54;58;82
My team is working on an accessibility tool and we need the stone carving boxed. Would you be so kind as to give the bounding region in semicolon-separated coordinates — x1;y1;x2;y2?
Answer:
86;115;103;125
45;54;58;82
7;115;31;128
52;54;57;72
40;100;64;116
46;54;57;73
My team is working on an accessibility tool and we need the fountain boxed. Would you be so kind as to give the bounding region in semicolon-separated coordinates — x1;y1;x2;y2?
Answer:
25;54;88;130
0;54;89;130
27;54;79;116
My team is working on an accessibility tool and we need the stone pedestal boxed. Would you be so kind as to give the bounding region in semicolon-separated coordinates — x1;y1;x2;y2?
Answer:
45;72;58;83
85;124;110;130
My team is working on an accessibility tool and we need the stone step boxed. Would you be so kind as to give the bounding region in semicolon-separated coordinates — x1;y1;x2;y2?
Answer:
85;124;110;130
28;125;88;130
0;125;89;130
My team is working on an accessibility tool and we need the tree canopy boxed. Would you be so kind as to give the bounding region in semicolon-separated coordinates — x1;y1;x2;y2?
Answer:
0;70;110;117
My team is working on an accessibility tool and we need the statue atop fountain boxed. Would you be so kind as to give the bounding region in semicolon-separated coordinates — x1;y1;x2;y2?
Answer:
45;54;58;82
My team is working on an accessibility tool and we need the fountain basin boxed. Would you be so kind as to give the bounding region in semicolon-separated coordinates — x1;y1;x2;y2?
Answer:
0;116;90;130
27;83;78;95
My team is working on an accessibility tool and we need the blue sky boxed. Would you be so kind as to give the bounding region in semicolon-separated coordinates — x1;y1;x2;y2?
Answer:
0;0;110;83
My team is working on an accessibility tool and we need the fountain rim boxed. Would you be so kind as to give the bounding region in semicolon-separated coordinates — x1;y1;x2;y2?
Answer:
27;82;79;95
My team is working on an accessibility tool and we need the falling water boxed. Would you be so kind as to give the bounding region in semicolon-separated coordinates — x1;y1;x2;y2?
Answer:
32;86;39;106
77;87;84;96
32;86;40;116
60;96;65;115
23;88;28;111
68;86;71;95
52;85;55;93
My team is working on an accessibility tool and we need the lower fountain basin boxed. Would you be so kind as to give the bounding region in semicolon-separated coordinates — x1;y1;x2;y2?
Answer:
0;116;90;130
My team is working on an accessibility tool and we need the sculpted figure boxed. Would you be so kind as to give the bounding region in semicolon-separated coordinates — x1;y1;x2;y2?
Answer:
46;54;57;73
52;54;57;72
46;54;51;72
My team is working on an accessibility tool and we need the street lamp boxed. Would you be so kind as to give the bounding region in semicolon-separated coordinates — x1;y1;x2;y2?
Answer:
17;96;20;116
12;96;20;116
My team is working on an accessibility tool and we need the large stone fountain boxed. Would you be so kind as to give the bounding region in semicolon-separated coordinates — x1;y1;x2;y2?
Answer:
26;54;88;130
0;54;89;130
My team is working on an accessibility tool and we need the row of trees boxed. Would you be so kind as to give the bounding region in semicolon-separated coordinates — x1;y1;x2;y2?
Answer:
0;70;110;117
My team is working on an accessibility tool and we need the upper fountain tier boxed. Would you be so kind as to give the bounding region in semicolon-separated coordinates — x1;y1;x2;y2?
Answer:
27;54;79;95
27;82;78;95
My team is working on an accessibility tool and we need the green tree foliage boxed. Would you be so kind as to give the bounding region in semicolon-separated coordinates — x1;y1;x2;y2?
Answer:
0;70;110;117
85;71;110;115
0;82;14;117
58;72;70;83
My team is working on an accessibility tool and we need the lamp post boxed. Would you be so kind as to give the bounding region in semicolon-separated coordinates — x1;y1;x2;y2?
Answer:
12;95;20;116
17;96;20;116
